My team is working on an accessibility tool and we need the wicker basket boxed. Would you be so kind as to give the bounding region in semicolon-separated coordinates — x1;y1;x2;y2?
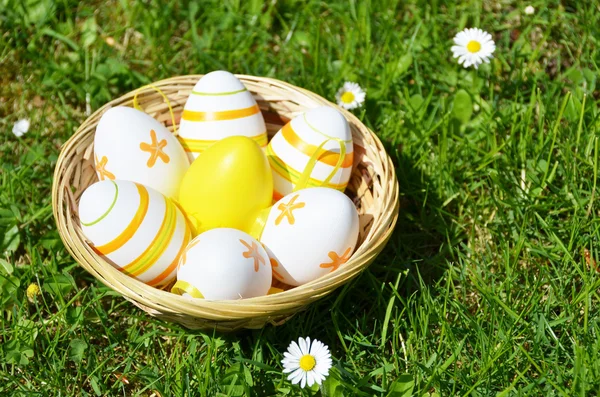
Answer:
52;75;399;331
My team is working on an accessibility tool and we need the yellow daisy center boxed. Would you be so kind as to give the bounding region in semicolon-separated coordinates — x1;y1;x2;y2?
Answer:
466;40;481;53
26;283;40;299
299;354;316;371
341;91;355;104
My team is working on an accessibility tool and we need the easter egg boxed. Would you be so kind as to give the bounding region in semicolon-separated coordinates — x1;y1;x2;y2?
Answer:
79;180;192;287
259;187;359;286
171;228;271;300
178;71;267;159
179;136;273;235
94;106;190;198
266;106;353;200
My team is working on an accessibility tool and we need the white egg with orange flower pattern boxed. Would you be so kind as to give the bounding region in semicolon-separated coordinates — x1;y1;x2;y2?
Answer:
259;187;359;286
94;106;190;199
79;180;192;287
172;228;272;300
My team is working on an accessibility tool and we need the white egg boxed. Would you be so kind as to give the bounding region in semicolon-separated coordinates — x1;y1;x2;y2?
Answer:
172;228;272;300
266;106;353;201
79;180;191;287
178;71;267;159
94;106;190;198
259;187;359;286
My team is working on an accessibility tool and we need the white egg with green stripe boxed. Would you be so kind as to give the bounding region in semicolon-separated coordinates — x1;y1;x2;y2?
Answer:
79;180;192;287
178;71;267;159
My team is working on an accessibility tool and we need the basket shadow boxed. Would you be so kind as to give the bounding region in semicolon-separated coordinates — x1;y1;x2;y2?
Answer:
67;141;455;395
212;146;462;389
61;144;457;392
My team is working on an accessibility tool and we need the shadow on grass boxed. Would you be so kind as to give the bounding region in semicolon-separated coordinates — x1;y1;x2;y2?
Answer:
48;137;464;395
57;131;462;395
220;143;464;393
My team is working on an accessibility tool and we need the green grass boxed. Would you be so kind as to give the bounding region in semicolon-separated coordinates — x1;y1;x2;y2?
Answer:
1;0;599;395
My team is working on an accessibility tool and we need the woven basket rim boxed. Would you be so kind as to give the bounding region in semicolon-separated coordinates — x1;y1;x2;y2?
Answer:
52;74;399;327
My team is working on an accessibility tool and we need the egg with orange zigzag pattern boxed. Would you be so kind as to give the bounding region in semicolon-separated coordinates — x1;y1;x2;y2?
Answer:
258;187;359;286
266;106;353;201
94;106;190;199
79;180;191;287
172;228;272;300
178;71;268;160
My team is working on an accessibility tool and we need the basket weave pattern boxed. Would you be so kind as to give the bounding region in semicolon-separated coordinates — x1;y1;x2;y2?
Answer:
52;75;399;331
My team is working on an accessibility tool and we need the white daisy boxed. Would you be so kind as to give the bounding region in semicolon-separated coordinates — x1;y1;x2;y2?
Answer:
282;337;332;388
336;82;366;110
451;28;496;69
12;119;30;137
525;5;535;15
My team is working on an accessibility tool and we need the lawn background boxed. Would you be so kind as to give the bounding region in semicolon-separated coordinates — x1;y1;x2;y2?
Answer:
1;0;599;395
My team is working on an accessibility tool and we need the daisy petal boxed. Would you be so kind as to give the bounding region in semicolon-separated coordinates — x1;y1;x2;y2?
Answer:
289;367;304;383
298;338;306;354
282;360;299;367
289;341;302;357
307;371;315;387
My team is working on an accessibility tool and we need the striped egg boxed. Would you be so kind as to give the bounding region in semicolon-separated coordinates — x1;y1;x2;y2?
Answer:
266;106;353;201
78;180;191;287
178;71;267;159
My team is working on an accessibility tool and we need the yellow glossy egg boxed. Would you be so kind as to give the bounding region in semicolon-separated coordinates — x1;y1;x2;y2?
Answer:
178;136;273;235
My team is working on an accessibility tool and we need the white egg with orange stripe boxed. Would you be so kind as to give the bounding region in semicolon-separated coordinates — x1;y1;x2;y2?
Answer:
178;71;267;159
266;106;353;201
78;180;192;287
171;228;272;300
258;187;359;286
